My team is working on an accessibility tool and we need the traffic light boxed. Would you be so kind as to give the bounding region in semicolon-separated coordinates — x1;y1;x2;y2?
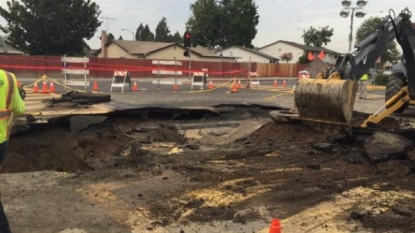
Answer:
183;50;189;57
184;32;191;48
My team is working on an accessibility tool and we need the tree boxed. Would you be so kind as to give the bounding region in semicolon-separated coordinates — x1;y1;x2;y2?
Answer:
140;24;154;41
186;0;259;49
135;23;144;41
118;36;123;40
298;53;311;64
220;0;259;48
108;33;115;42
355;16;400;66
0;0;101;55
302;26;334;47
168;31;182;43
155;17;170;42
279;52;293;63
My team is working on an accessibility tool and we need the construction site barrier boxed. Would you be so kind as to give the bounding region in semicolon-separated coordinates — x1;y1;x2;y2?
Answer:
247;72;260;88
191;72;208;90
152;60;182;91
110;70;131;93
61;56;90;91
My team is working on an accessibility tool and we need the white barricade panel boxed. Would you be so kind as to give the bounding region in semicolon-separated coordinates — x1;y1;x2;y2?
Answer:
61;56;90;90
110;70;131;93
64;80;90;87
152;70;183;75
191;72;206;90
249;72;260;87
152;60;183;66
152;79;182;85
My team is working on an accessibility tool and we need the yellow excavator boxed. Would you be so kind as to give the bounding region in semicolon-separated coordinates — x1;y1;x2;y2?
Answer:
294;7;415;135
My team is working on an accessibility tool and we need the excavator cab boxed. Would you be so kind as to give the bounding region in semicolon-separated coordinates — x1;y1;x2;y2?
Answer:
294;7;415;135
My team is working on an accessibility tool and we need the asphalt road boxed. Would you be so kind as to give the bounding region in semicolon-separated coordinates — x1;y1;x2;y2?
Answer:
21;78;298;93
20;76;415;122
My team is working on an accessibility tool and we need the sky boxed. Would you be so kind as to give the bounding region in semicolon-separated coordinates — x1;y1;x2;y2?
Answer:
1;0;415;53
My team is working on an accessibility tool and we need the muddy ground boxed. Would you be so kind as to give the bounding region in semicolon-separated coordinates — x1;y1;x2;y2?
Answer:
2;105;415;233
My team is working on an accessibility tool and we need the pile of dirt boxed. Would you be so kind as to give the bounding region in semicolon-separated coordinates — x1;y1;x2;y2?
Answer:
4;117;186;173
249;121;332;145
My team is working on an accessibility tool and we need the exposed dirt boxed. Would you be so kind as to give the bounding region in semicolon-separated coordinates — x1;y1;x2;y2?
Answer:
2;108;415;233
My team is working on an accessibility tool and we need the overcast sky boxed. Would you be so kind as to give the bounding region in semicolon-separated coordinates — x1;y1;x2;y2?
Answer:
1;0;414;53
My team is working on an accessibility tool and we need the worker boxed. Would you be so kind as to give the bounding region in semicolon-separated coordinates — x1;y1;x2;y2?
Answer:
0;70;25;233
358;72;369;99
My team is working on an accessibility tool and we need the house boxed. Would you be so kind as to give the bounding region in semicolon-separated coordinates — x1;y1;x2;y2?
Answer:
0;36;25;55
258;40;339;64
215;46;279;63
94;31;233;62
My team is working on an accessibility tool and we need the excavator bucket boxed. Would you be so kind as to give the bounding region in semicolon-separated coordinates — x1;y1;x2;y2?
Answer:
294;73;358;135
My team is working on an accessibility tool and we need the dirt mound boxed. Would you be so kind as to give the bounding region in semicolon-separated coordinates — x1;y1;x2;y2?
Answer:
249;121;332;145
4;117;186;173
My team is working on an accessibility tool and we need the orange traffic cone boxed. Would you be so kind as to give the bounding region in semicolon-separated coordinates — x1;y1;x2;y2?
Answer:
237;80;241;88
41;80;49;93
231;83;238;93
93;81;99;91
268;219;281;233
208;80;214;89
173;83;179;92
49;81;55;93
33;82;39;93
132;81;139;91
283;79;287;87
273;79;278;88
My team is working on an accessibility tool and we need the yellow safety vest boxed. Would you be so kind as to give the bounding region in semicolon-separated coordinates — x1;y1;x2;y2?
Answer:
360;74;368;81
0;70;24;143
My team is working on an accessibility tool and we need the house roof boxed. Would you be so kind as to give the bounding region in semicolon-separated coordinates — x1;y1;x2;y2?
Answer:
0;36;25;55
217;46;279;60
114;40;175;55
190;45;222;58
260;40;339;54
93;40;222;58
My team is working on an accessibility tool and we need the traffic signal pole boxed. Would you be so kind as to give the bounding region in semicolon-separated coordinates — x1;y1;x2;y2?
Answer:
183;32;192;80
188;46;192;80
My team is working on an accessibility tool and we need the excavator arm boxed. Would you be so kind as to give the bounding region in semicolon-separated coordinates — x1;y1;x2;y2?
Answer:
294;7;415;134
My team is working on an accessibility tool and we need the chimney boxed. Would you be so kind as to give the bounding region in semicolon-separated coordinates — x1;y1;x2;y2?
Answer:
101;30;108;58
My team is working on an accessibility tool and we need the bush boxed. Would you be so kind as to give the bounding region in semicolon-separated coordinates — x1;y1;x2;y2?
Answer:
372;73;390;86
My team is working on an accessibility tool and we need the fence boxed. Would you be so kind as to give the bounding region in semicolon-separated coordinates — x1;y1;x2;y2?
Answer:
0;55;307;79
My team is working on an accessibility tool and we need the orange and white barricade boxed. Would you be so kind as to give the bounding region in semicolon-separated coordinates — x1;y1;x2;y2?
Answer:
191;72;207;90
152;60;182;90
248;72;260;88
110;70;131;93
61;56;90;91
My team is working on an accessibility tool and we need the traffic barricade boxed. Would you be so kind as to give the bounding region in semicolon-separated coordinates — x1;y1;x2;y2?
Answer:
110;70;132;93
152;60;182;90
247;72;260;88
61;56;90;91
191;72;207;90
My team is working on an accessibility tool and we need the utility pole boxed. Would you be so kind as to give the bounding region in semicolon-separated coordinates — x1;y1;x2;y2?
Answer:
101;17;116;33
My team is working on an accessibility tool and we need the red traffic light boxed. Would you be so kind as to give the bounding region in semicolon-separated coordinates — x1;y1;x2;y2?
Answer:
185;33;190;39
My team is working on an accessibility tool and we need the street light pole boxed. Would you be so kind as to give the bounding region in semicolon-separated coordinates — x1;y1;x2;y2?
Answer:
348;8;355;52
121;29;135;41
340;0;368;52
